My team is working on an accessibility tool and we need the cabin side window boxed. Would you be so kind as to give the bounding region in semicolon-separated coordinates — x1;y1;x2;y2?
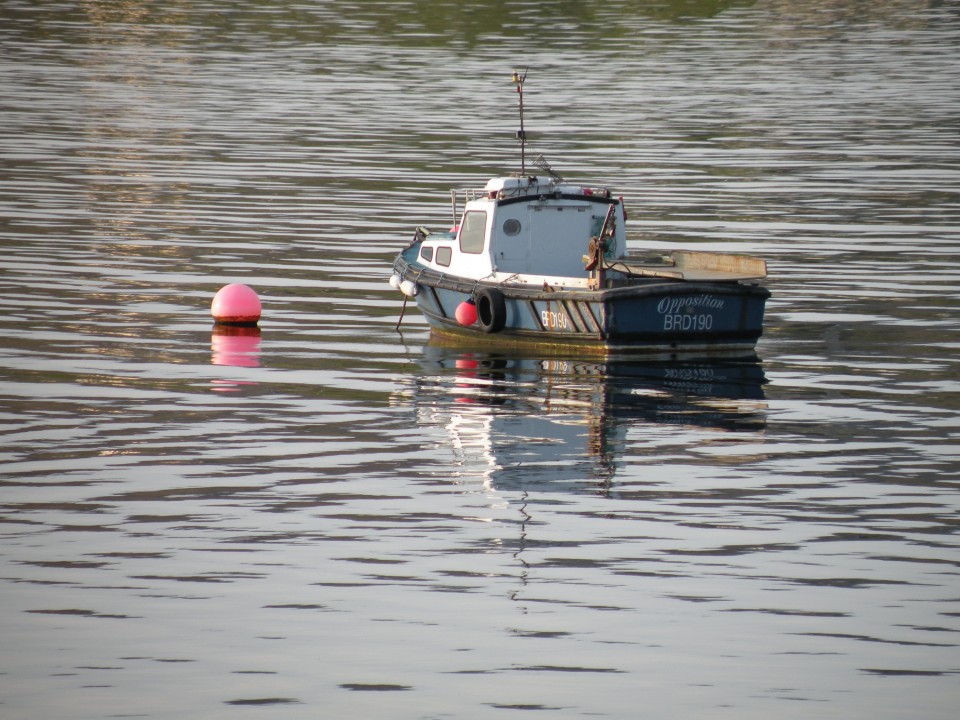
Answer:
459;211;487;254
420;246;434;262
436;246;452;267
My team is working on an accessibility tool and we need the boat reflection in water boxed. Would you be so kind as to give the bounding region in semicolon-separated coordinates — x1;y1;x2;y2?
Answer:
395;343;767;493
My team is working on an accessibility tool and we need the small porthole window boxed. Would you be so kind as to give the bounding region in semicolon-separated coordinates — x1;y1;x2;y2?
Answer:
503;218;521;236
420;246;434;262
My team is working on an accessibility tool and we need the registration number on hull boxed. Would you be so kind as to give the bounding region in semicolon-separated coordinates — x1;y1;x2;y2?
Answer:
662;313;714;332
541;309;570;331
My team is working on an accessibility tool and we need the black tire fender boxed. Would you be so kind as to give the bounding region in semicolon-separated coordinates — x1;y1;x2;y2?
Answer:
475;287;506;334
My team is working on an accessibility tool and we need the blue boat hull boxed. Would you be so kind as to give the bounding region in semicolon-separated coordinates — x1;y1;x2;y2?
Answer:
394;250;770;358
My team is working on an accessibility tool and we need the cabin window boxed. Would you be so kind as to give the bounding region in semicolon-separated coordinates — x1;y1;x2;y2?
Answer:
436;246;452;267
503;218;521;236
459;211;487;254
420;246;434;262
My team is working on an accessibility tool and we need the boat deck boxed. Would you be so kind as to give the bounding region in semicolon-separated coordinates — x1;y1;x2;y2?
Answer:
615;250;768;282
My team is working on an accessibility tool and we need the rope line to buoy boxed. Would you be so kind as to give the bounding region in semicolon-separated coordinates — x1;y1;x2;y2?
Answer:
395;295;408;331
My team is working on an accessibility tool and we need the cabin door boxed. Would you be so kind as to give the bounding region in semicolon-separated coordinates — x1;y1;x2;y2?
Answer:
495;211;529;271
527;205;592;277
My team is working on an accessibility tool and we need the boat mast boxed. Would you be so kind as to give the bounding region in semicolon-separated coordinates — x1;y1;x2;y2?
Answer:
511;68;528;174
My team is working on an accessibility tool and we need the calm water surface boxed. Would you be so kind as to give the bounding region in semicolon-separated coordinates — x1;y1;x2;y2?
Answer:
2;1;959;718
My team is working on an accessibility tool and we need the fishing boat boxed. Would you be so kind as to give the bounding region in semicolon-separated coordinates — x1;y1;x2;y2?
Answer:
390;71;770;359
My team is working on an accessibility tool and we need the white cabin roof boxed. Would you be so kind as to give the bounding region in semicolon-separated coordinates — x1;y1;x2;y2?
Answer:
484;176;555;194
481;175;615;201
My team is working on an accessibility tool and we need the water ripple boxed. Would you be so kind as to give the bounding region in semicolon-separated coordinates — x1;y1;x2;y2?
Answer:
2;2;960;719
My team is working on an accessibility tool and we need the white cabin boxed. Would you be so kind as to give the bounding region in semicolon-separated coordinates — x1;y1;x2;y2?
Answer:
416;176;627;286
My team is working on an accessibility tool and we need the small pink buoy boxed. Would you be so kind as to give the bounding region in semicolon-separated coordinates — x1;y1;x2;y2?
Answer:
455;298;477;326
211;283;261;326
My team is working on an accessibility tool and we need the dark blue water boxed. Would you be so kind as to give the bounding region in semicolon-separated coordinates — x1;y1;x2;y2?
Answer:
1;1;959;718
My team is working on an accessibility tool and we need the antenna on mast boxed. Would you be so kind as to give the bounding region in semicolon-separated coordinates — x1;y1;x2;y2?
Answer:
511;68;528;174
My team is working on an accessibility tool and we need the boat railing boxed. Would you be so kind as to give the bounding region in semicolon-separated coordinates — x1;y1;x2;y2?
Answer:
448;188;488;226
452;187;488;202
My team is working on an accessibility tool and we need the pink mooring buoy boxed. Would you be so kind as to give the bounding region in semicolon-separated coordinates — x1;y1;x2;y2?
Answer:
211;283;261;326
